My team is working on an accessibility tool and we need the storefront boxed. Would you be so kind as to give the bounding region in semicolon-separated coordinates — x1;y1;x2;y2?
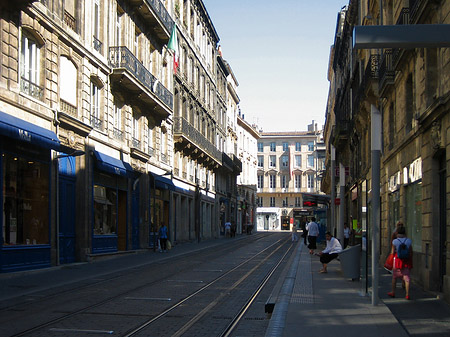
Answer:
92;150;132;254
1;111;61;272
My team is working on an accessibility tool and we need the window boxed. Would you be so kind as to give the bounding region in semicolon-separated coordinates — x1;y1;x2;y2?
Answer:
90;82;102;130
93;185;117;235
93;0;102;53
307;155;314;168
132;114;140;149
295;197;301;207
269;155;276;168
59;56;77;107
282;197;288;207
282;142;288;151
307;175;314;189
257;155;264;168
269;174;276;188
20;30;42;99
281;175;288;188
257;175;264;189
270;142;276;152
113;102;123;140
295;155;301;167
270;197;275;207
308;141;315;151
295;175;301;188
281;155;288;168
2;151;50;245
257;197;263;207
295;142;301;151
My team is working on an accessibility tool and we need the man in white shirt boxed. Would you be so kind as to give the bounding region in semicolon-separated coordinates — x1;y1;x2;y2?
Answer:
306;217;320;254
318;232;343;273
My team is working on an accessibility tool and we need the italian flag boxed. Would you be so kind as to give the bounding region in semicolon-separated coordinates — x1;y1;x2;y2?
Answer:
167;24;179;74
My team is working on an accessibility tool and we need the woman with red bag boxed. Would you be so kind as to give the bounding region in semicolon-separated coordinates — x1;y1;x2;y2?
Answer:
388;226;413;300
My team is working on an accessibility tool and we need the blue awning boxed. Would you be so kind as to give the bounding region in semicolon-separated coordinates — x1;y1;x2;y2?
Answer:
94;151;133;177
151;173;175;191
0;110;60;150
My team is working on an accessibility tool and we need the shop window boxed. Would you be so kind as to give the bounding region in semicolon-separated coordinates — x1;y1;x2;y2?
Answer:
2;152;49;245
93;185;117;235
406;182;422;252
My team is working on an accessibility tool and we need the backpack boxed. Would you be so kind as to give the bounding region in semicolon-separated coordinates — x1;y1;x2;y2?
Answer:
397;238;409;260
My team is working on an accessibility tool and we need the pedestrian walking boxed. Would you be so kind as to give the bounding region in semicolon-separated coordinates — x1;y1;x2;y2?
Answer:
292;224;298;242
159;223;168;252
225;222;231;238
343;223;352;248
306;217;319;254
388;226;413;300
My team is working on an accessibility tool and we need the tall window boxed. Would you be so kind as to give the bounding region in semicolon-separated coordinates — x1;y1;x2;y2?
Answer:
270;142;276;152
113;102;123;140
90;82;101;130
59;56;77;114
295;197;301;207
307;175;314;189
20;31;42;99
269;174;276;188
257;155;264;168
257;175;264;189
132;115;140;148
282;197;288;207
269;155;276;168
295;155;301;167
281;155;288;168
295;175;301;188
281;175;288;188
282;142;288;151
308;141;315;151
307;155;314;168
116;10;122;45
295;142;301;151
270;197;275;207
93;0;102;53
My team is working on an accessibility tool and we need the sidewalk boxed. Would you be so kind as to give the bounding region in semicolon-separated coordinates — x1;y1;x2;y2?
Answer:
266;241;450;337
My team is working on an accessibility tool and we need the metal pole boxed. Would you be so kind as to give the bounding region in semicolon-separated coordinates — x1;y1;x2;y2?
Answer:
330;146;336;234
371;104;382;306
338;162;345;245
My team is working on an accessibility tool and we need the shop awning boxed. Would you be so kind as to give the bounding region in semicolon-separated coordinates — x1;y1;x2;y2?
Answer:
93;150;133;177
151;173;175;191
0;110;61;150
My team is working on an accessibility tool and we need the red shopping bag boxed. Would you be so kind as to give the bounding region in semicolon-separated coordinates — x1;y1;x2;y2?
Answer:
384;253;394;271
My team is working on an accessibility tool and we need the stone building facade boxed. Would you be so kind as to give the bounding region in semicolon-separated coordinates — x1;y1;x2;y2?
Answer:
256;124;326;232
323;0;450;301
0;0;242;272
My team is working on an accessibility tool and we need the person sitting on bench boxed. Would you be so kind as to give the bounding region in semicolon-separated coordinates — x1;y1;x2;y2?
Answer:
318;232;343;273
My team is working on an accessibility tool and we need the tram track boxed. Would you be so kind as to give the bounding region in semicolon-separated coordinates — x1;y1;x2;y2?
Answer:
2;233;292;337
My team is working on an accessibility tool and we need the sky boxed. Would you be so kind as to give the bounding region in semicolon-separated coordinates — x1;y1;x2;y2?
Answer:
202;0;348;132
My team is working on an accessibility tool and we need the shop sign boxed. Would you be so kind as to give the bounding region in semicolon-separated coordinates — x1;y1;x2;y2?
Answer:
388;171;401;192
403;157;422;184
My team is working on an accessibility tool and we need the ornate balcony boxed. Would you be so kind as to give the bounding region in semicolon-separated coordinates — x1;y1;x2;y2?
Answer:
353;54;379;110
173;116;222;170
20;77;44;100
379;49;395;96
128;0;174;42
109;46;173;124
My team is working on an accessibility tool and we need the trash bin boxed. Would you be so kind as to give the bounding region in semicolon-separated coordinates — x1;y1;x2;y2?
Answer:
339;244;361;280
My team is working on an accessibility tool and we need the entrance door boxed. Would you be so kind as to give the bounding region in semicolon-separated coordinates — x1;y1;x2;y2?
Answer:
59;175;76;264
132;184;139;250
117;190;127;251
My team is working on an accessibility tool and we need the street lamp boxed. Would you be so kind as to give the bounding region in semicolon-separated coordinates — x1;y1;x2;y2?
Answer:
54;149;85;265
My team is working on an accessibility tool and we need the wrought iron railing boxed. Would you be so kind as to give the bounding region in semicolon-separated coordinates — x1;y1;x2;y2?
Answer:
64;10;76;31
90;115;103;130
161;153;167;164
173;116;222;164
145;0;174;34
148;146;155;156
353;54;379;110
20;77;44;100
93;36;103;54
113;127;124;141
60;99;77;117
109;46;173;109
132;137;141;149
